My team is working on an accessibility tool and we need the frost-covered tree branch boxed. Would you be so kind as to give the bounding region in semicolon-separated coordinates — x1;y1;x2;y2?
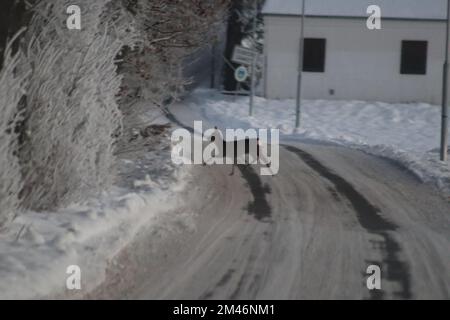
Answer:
119;0;229;106
0;0;229;224
0;34;29;227
16;0;141;211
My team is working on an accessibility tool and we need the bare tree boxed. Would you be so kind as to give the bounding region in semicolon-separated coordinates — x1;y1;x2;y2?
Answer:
119;0;229;107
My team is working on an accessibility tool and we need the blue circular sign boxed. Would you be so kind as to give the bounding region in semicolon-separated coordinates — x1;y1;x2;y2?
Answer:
235;66;249;82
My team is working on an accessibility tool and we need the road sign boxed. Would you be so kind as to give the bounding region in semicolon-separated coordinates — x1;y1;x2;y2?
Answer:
234;66;249;83
232;45;257;66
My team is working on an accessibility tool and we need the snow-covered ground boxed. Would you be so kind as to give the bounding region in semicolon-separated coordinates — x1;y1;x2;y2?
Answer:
0;105;191;299
2;88;449;299
183;88;450;195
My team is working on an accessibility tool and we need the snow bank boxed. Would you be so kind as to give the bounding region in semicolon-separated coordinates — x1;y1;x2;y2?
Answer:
185;89;450;194
0;147;191;299
0;99;193;299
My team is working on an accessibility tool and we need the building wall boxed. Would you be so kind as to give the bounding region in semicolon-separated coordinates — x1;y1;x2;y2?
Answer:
264;16;448;104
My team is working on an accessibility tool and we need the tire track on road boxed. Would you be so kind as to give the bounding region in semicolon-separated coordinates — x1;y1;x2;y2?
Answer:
285;145;412;299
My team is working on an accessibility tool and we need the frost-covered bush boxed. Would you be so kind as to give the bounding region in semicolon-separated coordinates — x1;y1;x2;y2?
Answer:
19;0;139;210
0;36;29;226
0;0;228;218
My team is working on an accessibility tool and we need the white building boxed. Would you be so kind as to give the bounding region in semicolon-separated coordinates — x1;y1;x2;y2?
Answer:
262;0;449;104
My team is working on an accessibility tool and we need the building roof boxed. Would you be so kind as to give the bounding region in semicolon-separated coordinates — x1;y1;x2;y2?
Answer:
262;0;448;21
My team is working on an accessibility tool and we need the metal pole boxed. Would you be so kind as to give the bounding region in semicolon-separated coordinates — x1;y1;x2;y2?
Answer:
441;0;450;161
295;0;306;128
250;0;258;116
211;43;216;89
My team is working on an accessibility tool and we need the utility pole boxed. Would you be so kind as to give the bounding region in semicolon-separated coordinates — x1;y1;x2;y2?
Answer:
295;0;306;129
441;0;450;162
249;0;258;116
211;42;216;89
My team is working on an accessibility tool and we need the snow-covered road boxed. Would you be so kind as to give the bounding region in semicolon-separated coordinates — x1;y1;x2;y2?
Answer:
130;145;450;299
91;101;450;300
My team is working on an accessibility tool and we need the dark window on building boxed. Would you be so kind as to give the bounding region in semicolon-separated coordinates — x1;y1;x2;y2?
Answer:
303;38;326;72
400;41;428;75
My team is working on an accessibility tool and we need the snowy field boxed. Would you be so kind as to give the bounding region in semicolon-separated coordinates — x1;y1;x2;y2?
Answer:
184;89;450;195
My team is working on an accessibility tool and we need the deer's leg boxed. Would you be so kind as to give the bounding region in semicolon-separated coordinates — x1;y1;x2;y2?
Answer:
230;163;235;176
